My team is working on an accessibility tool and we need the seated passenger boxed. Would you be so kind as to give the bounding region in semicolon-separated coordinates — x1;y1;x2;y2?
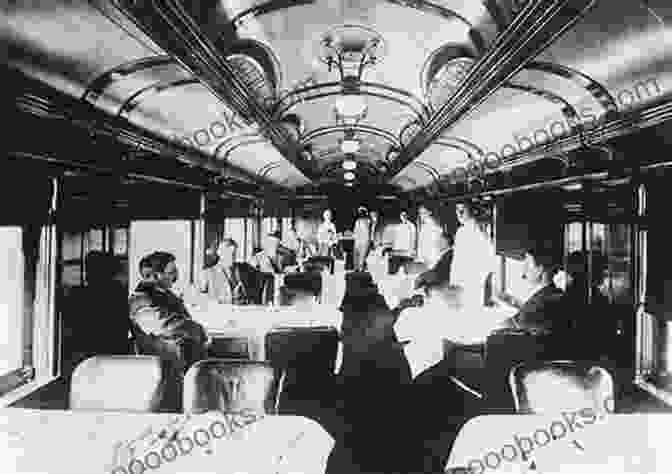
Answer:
129;251;208;374
199;238;250;304
249;231;294;274
498;242;568;335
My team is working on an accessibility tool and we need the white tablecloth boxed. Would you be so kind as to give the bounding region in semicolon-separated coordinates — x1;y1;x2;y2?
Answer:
0;408;334;474
395;303;517;377
447;414;672;473
189;303;342;364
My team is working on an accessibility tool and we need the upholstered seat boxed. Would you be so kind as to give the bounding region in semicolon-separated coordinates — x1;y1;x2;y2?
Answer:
509;360;615;414
265;326;339;376
69;355;164;412
482;328;569;411
208;335;251;359
183;359;284;414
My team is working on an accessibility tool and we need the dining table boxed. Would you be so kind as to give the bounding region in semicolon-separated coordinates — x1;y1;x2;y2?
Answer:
188;301;343;362
0;408;335;474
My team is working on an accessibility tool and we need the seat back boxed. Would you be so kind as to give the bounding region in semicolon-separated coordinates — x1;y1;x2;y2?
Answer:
70;355;164;412
265;326;339;376
484;329;567;411
509;360;615;414
208;335;251;359
183;359;284;414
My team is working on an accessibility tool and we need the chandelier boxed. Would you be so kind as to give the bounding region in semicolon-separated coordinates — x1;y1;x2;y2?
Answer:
317;24;386;82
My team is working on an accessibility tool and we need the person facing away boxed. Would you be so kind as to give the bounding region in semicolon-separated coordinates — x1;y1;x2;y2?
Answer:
317;209;338;257
353;207;371;271
199;238;249;305
129;251;208;374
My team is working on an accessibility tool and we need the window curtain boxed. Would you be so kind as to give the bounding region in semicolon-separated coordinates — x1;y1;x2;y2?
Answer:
32;222;57;378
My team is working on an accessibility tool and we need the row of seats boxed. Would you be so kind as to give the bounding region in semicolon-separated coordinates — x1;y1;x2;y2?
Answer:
443;328;617;412
70;353;615;417
69;357;284;414
71;326;340;413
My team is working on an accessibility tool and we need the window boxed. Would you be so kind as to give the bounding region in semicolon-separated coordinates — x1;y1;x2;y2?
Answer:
634;182;672;403
0;223;57;396
0;227;25;375
60;226;129;289
225;218;246;259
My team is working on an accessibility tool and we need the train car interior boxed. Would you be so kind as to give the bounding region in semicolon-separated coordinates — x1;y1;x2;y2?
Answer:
1;1;672;473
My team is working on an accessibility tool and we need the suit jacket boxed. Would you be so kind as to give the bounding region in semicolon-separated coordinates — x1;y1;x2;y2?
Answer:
129;281;207;371
505;284;569;335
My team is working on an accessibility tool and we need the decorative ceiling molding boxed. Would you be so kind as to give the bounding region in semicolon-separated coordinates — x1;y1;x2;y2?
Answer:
109;0;316;181
272;80;429;124
116;78;201;116
384;0;488;53
385;0;598;179
81;55;176;103
525;60;620;118
229;0;315;30
11;72;269;188
300;124;401;149
498;98;672;172
504;81;582;134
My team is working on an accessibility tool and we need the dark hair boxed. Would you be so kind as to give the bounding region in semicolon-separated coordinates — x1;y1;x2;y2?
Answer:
142;251;176;274
268;230;281;240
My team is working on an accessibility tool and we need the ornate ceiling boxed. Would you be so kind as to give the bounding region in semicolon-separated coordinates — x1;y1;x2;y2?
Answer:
1;0;671;196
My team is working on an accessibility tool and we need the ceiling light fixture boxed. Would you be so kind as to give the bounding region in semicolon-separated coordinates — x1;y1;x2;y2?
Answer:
317;24;386;82
334;95;368;127
340;139;360;154
342;159;357;170
344;171;355;181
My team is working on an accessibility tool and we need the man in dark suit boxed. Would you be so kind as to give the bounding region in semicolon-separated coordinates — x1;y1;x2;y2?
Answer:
498;241;568;335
